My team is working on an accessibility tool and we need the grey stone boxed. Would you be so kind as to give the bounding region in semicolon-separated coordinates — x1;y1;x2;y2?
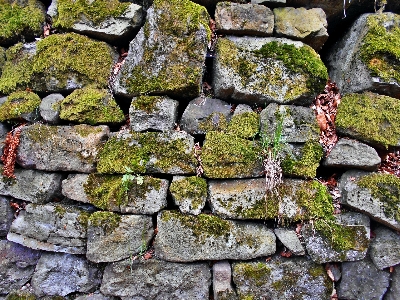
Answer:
215;2;274;36
62;174;90;203
252;0;285;6
213;261;238;300
129;95;179;132
0;122;9;155
100;258;210;299
0;168;63;203
86;214;153;263
31;252;101;297
7;203;89;254
0;240;41;294
337;257;390;300
323;139;381;171
39;93;64;124
170;176;207;215
233;256;332;300
274;228;305;255
274;7;328;51
0;196;13;236
385;265;400;300
369;226;400;270
16;124;110;173
74;291;118;300
155;210;276;262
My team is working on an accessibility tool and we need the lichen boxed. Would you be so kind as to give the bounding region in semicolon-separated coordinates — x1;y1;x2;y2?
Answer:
169;176;207;210
88;211;121;234
0;90;41;121
227;111;260;138
234;262;271;287
131;95;162;113
198;112;229;133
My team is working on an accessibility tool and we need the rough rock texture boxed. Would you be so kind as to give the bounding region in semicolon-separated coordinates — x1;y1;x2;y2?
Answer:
100;258;211;299
62;174;90;203
385;265;400;300
215;2;274;36
369;226;400;270
0;196;14;236
0;122;9;154
0;91;41;122
0;240;41;294
213;261;238;300
31;252;101;297
155;211;276;262
274;228;305;255
170;176;207;215
233;256;331;300
39;93;64;124
129;95;178;132
74;291;118;300
323;138;381;170
17;124;110;173
7;203;89;254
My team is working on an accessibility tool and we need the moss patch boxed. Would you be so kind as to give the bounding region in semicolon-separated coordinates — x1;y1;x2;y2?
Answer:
89;211;121;234
227;112;260;138
0;90;41;121
131;95;162;113
199;112;229;133
234;262;271;287
5;290;37;300
170;176;207;210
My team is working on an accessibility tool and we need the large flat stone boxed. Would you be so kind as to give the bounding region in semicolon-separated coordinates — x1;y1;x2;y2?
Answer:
369;226;400;270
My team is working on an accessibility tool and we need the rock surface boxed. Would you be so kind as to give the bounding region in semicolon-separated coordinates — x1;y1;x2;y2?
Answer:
170;176;207;215
0;196;14;236
39;93;64;124
213;261;238;300
369;226;400;270
274;228;305;255
385;265;400;300
62;174;90;203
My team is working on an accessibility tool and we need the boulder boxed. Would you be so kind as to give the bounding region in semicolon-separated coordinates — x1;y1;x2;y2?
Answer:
39;93;64;124
0;91;41;122
274;228;305;255
0;196;13;236
170;176;207;215
369;226;400;270
62;174;90;203
213;261;238;300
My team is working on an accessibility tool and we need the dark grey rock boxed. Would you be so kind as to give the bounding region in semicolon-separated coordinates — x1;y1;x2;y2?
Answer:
0;122;9;155
252;0;286;7
369;226;400;270
170;176;207;215
385;265;400;300
0;196;13;236
39;93;64;124
213;261;238;300
74;291;118;300
274;228;305;255
62;174;90;203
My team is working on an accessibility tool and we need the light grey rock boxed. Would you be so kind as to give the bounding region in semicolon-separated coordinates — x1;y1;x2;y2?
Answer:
369;226;400;270
252;0;285;6
233;256;332;300
170;176;207;215
274;228;305;255
323;139;381;171
129;95;178;132
337;257;390;300
215;2;274;36
0;168;63;203
213;261;238;300
74;291;118;300
86;213;153;263
0;196;13;236
16;124;109;173
62;174;90;203
39;93;64;124
385;265;400;300
155;210;276;262
0;240;41;294
31;252;101;297
7;203;89;254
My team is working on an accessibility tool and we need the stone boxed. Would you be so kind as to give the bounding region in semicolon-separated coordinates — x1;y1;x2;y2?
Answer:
215;2;274;36
0;240;41;294
62;174;90;203
369;226;400;270
74;291;118;300
0;91;41;122
86;213;153;263
16;124;110;173
274;228;305;255
7;203;89;254
213;36;328;106
155;210;276;262
0;196;14;236
39;93;64;124
337;257;390;300
274;7;328;51
113;0;209;99
323;138;381;171
0;168;63;203
100;258;211;299
0;122;9;154
252;0;285;6
213;261;238;300
170;176;207;215
31;252;101;297
385;265;400;300
233;256;332;300
129;95;178;132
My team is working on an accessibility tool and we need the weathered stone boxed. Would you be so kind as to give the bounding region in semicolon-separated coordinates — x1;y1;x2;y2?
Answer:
213;36;328;106
215;2;274;36
129;95;178;132
274;228;305;255
62;174;90;203
155;210;276;262
17;124;110;173
337;257;390;300
113;0;209;99
31;252;101;297
100;258;211;299
74;291;118;300
323;138;381;171
0;91;41;122
233;256;331;300
0;122;9;154
369;226;400;270
39;93;64;124
170;176;207;215
0;168;63;203
213;261;238;300
274;7;328;50
7;203;89;254
385;265;400;300
86;213;153;263
0;240;41;294
0;196;14;236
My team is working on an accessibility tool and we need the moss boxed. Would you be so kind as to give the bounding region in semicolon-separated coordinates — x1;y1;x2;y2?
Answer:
358;173;400;222
59;87;125;125
198;112;229;133
24;123;58;144
0;90;41;121
0;47;5;72
235;262;271;287
77;210;90;229
88;211;121;233
131;95;162;113
5;290;36;300
169;176;207;211
74;124;103;137
54;205;67;217
53;0;130;28
227;111;259;138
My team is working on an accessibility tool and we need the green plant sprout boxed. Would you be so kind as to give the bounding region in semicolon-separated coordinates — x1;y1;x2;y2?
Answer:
122;167;144;202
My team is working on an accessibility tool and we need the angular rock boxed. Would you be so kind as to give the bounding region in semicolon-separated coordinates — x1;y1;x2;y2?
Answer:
369;226;400;270
155;210;276;262
129;95;178;132
274;228;305;255
39;93;64;124
215;2;274;36
0;168;63;203
213;261;238;300
233;256;332;300
100;258;210;299
274;7;328;51
31;252;101;297
7;203;89;254
323;138;381;171
170;176;207;215
62;174;90;203
0;196;14;236
213;36;328;106
0;91;41;122
86;212;153;263
17;124;110;173
385;265;400;300
113;0;209;99
0;240;41;294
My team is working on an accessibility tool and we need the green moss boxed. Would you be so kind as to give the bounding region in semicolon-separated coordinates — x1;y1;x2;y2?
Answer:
336;92;400;148
59;87;125;125
235;262;271;287
74;124;103;137
0;47;5;72
198;112;229;133
24;123;58;144
89;211;121;233
0;90;41;121
5;290;36;300
169;176;207;210
77;210;90;229
54;205;67;217
227;112;260;138
53;0;130;28
131;95;162;113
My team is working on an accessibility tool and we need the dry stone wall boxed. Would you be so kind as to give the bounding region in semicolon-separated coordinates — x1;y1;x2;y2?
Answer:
0;0;400;299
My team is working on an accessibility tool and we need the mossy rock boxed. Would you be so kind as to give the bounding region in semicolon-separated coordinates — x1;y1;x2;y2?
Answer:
0;46;5;74
227;110;260;138
170;176;207;215
6;290;37;300
0;90;41;121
